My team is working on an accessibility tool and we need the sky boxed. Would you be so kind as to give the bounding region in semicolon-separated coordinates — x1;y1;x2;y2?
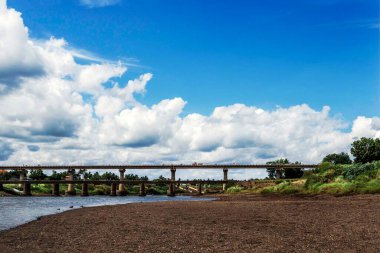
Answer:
0;0;379;179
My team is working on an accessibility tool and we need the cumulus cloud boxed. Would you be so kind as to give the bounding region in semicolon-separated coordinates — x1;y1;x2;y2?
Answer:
79;0;121;8
0;0;44;89
0;2;379;180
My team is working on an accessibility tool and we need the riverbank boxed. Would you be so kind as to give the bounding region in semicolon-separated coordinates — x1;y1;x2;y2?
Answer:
0;194;379;252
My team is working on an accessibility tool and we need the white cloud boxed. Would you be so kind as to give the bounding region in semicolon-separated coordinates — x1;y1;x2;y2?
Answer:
0;1;44;88
0;2;379;180
79;0;121;8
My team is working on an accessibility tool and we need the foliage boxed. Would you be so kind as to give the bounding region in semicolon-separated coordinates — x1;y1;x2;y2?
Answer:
48;170;67;180
153;175;170;186
351;137;380;163
146;185;168;195
0;170;19;180
226;185;243;193
266;159;303;179
322;152;352;165
261;180;302;194
29;169;48;180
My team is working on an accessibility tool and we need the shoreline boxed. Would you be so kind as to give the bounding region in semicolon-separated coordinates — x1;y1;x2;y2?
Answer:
1;194;379;252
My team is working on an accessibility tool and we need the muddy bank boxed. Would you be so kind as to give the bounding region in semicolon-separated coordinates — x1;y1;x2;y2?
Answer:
0;194;379;252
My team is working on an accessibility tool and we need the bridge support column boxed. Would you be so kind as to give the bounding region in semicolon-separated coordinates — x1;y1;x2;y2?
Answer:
52;183;60;196
170;167;176;181
167;182;175;197
23;182;31;196
223;168;228;191
19;170;27;188
65;169;76;196
197;183;202;195
81;182;89;197
110;182;117;196
117;169;127;196
0;183;3;191
275;169;282;179
139;183;146;196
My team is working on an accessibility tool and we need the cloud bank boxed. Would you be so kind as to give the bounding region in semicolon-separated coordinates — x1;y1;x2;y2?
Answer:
0;1;379;178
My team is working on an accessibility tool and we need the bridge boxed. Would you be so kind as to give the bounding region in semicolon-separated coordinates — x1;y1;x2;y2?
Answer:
0;164;319;196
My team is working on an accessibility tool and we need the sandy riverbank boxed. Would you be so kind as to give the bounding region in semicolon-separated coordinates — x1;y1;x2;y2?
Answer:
0;194;379;252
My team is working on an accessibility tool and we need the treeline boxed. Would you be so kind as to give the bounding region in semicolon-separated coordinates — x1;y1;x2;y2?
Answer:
266;137;380;179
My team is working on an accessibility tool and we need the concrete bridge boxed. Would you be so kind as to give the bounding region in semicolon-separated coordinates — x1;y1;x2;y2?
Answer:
0;164;318;196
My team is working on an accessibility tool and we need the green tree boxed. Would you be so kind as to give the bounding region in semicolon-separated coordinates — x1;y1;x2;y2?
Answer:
266;159;289;179
29;169;47;180
0;170;19;180
322;152;352;165
48;170;66;180
351;137;380;163
100;172;118;180
266;159;303;179
284;161;304;179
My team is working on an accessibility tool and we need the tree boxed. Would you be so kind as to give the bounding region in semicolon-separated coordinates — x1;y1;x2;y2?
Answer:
100;172;118;180
48;170;66;180
29;169;47;180
266;159;289;179
266;159;303;179
351;137;380;163
322;152;352;165
0;170;19;180
284;161;304;178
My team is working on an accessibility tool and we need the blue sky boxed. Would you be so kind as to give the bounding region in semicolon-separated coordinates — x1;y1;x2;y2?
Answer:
9;0;379;121
0;0;379;175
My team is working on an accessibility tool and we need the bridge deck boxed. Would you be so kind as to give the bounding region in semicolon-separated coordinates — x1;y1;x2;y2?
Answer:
0;164;318;170
0;179;298;185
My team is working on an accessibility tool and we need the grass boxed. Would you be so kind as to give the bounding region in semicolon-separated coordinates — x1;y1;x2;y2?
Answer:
224;161;380;196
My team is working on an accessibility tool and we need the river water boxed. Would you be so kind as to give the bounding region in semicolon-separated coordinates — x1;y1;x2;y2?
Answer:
0;195;214;231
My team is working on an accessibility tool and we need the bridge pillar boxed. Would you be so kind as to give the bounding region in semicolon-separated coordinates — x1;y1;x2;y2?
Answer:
65;169;76;196
117;169;127;196
223;168;228;191
19;170;26;181
197;183;202;195
52;183;60;196
19;170;27;188
170;167;176;181
81;182;89;197
23;182;31;196
110;182;117;196
0;183;3;191
139;183;146;197
167;182;175;197
275;169;282;179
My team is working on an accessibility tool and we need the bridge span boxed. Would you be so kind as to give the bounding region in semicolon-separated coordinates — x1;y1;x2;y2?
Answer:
0;164;319;197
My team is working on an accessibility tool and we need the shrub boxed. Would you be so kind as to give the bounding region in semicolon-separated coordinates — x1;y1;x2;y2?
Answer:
226;185;243;193
342;163;377;180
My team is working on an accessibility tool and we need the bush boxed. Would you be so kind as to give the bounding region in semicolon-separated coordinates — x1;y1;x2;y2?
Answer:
226;185;243;193
342;163;377;180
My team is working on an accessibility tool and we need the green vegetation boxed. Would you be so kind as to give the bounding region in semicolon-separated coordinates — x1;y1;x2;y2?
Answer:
351;137;380;163
322;152;352;165
225;137;380;196
302;161;380;195
2;137;379;196
266;159;303;179
226;185;243;193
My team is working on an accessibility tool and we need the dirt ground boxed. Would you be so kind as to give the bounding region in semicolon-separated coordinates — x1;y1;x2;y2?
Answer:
0;194;379;253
